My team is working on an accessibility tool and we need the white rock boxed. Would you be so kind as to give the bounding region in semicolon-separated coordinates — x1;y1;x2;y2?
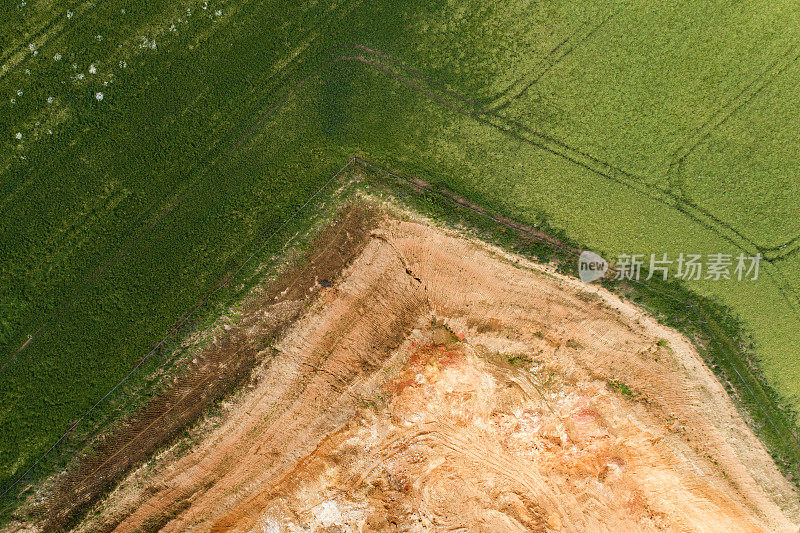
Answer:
312;500;343;528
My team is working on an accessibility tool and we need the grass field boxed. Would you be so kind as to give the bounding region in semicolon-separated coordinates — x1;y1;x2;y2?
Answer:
2;0;800;520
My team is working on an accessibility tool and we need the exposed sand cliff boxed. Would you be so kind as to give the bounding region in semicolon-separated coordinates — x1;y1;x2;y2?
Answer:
75;205;799;532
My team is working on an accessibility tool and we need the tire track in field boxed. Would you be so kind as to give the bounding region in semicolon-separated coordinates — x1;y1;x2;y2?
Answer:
0;1;358;371
762;234;800;262
461;3;800;261
763;235;800;262
349;46;800;319
0;0;281;215
0;122;231;362
666;39;800;178
0;0;93;79
483;6;621;114
0;188;190;373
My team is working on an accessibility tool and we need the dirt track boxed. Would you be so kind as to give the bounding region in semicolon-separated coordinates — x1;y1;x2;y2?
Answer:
73;204;799;532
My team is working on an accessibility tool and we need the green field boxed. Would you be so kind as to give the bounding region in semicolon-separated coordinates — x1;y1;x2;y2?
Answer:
2;0;800;519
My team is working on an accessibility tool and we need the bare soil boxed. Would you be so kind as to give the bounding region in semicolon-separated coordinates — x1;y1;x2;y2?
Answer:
30;202;800;532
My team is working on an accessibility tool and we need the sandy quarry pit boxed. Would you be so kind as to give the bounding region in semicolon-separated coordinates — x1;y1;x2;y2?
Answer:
75;202;799;532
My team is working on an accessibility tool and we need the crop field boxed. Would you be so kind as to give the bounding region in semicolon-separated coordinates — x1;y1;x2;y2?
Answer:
2;0;800;523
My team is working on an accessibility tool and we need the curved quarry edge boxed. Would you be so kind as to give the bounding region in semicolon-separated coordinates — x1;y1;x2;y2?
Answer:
61;199;800;532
